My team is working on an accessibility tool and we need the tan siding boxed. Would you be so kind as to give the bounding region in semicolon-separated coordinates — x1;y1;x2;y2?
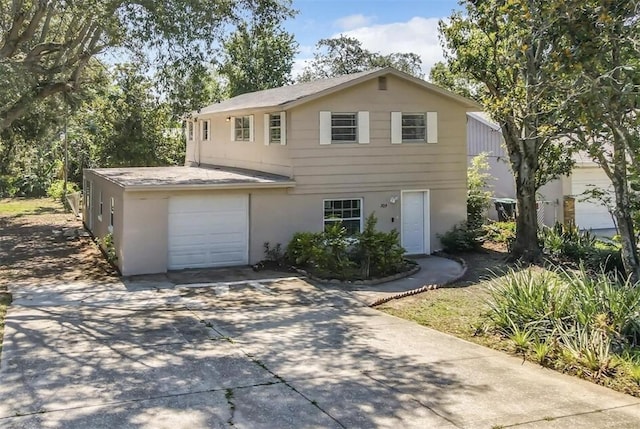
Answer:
192;113;293;177
287;75;467;197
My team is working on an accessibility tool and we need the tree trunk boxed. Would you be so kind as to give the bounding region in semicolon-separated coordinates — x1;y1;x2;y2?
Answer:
611;174;640;283
510;153;542;262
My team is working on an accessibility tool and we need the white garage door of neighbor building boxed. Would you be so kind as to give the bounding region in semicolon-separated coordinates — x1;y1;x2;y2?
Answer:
168;194;249;270
572;168;615;230
401;190;430;254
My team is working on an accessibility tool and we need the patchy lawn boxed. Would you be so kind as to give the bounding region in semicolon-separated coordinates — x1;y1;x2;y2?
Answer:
380;243;640;397
0;198;118;354
379;245;511;349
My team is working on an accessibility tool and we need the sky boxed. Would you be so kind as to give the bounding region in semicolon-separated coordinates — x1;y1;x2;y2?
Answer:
285;0;464;78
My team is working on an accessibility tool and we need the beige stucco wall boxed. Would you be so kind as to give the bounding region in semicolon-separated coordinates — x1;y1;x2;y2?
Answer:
82;170;125;272
188;111;293;177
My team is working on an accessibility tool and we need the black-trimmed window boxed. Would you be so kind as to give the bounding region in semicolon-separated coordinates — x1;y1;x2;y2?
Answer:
202;120;210;141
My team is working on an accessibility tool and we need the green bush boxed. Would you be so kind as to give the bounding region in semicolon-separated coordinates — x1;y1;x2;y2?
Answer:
539;222;623;274
486;265;640;380
47;180;80;201
285;213;407;280
483;221;516;244
438;223;483;252
0;175;18;197
355;214;406;278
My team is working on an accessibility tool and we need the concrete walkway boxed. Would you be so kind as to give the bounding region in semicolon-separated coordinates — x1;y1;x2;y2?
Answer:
1;272;640;428
331;255;465;305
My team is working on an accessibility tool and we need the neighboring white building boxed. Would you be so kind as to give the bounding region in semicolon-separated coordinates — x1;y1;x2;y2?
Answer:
466;112;615;230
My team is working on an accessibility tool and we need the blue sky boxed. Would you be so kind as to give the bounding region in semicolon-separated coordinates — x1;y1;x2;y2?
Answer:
286;0;464;77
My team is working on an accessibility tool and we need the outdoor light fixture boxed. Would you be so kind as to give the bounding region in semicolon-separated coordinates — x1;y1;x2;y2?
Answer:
389;196;399;204
226;116;231;122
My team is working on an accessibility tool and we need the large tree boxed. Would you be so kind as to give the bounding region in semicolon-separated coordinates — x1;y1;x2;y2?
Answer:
298;35;423;82
437;0;573;261
553;0;640;280
218;1;297;97
0;0;294;132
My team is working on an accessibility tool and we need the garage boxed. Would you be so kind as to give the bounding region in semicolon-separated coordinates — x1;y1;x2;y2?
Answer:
571;167;615;230
168;194;249;270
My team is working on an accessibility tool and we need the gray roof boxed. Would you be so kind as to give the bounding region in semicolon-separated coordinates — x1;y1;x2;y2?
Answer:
195;67;479;116
90;166;295;190
467;112;501;131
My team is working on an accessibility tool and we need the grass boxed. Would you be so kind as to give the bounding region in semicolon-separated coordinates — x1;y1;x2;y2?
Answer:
380;248;640;397
379;273;509;351
0;197;63;216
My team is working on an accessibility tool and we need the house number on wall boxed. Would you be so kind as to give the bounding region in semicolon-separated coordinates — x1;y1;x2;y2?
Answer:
380;203;388;208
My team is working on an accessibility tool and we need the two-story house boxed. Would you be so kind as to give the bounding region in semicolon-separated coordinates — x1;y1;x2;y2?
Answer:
83;67;479;275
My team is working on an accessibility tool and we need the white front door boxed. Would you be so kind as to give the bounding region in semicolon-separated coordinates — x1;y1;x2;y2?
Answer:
168;194;249;270
401;190;430;254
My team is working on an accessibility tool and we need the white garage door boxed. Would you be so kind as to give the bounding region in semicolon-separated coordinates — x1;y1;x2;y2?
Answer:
572;168;614;230
168;194;249;270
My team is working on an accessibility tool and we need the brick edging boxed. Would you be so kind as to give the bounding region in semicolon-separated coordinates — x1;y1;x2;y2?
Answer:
368;253;468;307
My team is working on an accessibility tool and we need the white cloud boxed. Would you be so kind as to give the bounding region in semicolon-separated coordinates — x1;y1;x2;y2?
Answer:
337;17;445;78
334;14;375;31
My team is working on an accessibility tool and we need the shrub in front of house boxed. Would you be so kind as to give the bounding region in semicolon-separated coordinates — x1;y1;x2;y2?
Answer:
539;222;623;274
284;213;408;281
438;223;484;252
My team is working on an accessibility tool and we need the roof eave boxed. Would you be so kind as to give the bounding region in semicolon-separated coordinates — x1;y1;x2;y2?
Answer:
122;181;296;192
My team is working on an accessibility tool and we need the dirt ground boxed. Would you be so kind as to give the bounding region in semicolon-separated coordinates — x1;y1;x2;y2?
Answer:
0;198;118;291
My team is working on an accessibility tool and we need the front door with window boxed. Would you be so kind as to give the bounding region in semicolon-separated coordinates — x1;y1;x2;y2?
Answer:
401;190;430;254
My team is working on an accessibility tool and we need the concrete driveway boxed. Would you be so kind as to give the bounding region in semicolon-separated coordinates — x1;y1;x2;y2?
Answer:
1;273;640;428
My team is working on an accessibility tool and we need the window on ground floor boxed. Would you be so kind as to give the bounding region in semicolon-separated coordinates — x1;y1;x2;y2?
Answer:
323;198;363;234
109;197;115;230
234;116;251;141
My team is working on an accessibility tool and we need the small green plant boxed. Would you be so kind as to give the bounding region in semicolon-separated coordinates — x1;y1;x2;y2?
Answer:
99;233;117;264
263;242;285;264
532;339;553;364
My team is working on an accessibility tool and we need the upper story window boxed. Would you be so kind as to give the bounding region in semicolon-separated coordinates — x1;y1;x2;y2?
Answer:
331;113;357;143
187;121;194;141
323;198;363;235
234;116;251;141
320;111;369;145
269;113;281;144
201;120;210;141
391;111;438;144
402;113;426;142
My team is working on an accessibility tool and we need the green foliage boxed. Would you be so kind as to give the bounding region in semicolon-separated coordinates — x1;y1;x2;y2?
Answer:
437;1;576;261
219;8;298;97
483;221;516;244
467;153;493;229
486;265;640;380
539;223;623;274
99;233;117;264
285;214;407;280
439;223;483;253
298;35;423;82
355;214;406;278
47;180;80;201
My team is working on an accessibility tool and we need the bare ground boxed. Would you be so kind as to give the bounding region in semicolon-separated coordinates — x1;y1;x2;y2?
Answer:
0;198;118;290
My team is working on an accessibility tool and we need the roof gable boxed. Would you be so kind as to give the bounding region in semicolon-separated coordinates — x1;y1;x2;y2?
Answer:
195;67;480;116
